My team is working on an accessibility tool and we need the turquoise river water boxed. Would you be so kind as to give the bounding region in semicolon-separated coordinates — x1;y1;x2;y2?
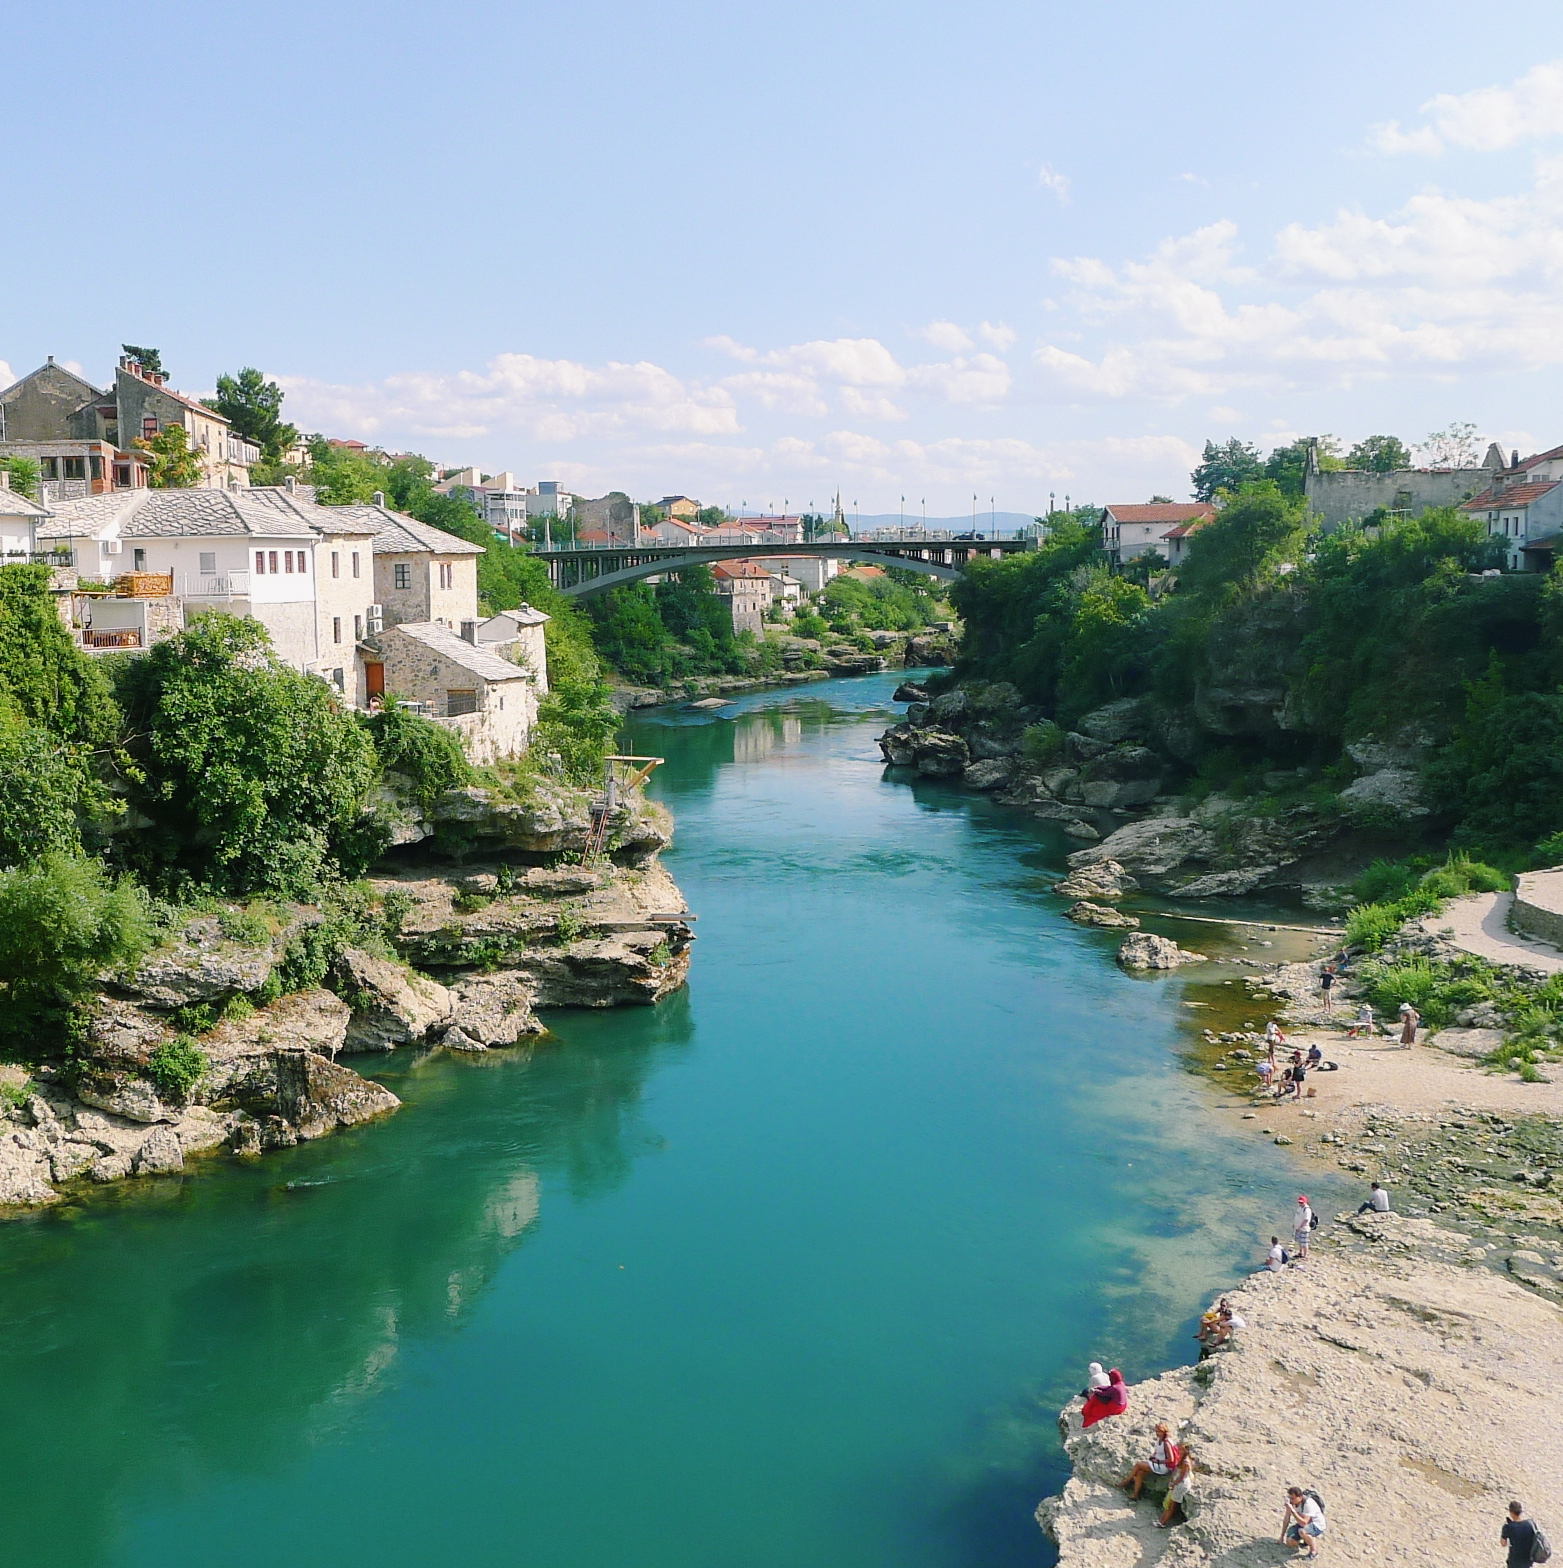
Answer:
0;671;1332;1567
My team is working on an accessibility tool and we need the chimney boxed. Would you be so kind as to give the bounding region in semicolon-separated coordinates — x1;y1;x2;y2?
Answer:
285;476;297;493
1514;449;1521;469
460;621;477;643
372;490;386;508
46;355;54;365
0;471;10;491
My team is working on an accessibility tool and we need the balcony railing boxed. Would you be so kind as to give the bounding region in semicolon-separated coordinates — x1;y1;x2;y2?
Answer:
179;571;251;597
82;628;143;649
113;571;174;598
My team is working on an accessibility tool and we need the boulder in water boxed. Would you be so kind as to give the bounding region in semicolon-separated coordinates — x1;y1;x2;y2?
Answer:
1117;932;1207;970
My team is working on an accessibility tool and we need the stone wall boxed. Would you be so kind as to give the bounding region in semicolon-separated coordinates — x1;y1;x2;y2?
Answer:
1304;465;1494;530
1512;868;1563;949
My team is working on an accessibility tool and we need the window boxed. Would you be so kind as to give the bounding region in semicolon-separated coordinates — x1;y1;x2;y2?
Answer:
284;551;294;573
133;548;146;571
142;417;158;441
268;551;279;573
333;617;342;644
199;552;216;574
255;551;266;573
393;563;411;590
351;551;360;579
297;551;307;575
41;458;59;479
89;456;103;481
353;614;362;640
332;668;344;691
331;551;340;579
64;457;86;480
446;689;479;717
438;562;454;589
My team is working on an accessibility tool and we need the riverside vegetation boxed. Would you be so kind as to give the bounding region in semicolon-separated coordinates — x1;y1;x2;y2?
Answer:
0;564;692;1207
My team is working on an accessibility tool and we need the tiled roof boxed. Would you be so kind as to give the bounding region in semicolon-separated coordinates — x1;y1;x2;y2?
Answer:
712;560;772;578
482;605;550;630
1105;503;1216;524
39;486;379;540
1517;443;1563;470
383;622;528;681
1461;481;1560;511
339;502;485;555
0;487;52;519
1161;519;1211;540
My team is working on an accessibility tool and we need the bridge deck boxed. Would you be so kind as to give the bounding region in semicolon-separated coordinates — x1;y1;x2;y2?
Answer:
530;535;1036;597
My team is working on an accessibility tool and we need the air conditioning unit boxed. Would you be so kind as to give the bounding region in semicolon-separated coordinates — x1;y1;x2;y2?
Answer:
104;539;122;556
365;604;383;633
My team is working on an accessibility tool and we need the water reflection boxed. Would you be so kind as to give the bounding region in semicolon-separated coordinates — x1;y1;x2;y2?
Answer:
0;1015;687;1566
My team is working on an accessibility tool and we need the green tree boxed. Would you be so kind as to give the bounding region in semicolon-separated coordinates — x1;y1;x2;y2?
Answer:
120;344;164;377
134;424;203;488
307;438;387;504
0;456;40;499
0;724;102;866
1265;436;1341;499
1345;435;1412;472
1191;438;1264;501
1175;483;1309;602
364;701;473;809
209;367;299;463
0;853;149;1060
0;565;119;746
114;615;382;895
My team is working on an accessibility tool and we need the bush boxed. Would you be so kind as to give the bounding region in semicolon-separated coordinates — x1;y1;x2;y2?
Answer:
147;1035;207;1103
0;854;150;1058
365;700;474;809
1344;902;1408;952
113;615;382;896
218;906;272;945
1020;720;1064;764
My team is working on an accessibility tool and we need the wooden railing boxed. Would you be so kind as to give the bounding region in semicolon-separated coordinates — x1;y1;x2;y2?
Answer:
114;572;174;597
82;628;143;649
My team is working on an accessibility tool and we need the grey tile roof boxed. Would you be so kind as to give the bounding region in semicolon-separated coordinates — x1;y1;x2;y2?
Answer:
482;605;550;630
39;486;380;541
384;622;529;682
332;502;485;556
0;488;52;519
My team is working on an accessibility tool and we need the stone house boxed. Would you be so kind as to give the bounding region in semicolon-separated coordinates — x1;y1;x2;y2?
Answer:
0;354;254;495
1102;503;1216;564
475;605;551;692
711;560;774;634
358;496;484;633
366;621;539;764
644;515;706;545
1462;479;1563;572
657;495;700;519
750;554;840;592
1303;440;1505;530
0;472;52;560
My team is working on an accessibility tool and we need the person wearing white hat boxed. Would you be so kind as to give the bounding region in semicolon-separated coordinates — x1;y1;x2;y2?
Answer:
1398;1002;1419;1049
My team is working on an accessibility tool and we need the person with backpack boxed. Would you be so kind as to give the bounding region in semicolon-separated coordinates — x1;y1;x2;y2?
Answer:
1119;1422;1180;1500
1293;1195;1316;1260
1503;1501;1551;1565
1281;1485;1326;1558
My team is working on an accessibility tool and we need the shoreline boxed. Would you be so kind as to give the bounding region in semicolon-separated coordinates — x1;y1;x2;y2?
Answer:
1037;939;1563;1563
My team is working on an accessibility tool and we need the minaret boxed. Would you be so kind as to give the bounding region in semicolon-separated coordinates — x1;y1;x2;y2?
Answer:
832;490;847;535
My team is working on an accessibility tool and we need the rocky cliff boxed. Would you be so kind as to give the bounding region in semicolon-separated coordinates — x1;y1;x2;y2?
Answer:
0;780;693;1208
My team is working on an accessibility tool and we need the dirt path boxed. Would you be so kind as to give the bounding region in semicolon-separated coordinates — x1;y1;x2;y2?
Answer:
1418;890;1563;974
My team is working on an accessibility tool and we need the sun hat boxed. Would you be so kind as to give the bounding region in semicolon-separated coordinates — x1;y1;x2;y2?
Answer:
1399;1001;1412;1012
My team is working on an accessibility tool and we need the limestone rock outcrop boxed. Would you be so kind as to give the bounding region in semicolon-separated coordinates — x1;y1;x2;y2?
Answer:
1052;859;1140;900
1037;1230;1563;1566
1117;932;1206;969
1066;901;1140;930
332;946;456;1052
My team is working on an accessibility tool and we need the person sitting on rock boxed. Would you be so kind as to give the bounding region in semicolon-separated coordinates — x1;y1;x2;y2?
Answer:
1211;1299;1245;1347
1079;1361;1111;1396
1265;1235;1290;1271
1356;1181;1391;1216
1119;1422;1180;1500
1281;1485;1327;1558
1156;1446;1195;1528
1081;1367;1127;1427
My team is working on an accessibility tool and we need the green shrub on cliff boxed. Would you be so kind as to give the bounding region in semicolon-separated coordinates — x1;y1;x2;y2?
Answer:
147;1035;207;1104
0;853;150;1059
364;701;473;810
113;615;382;897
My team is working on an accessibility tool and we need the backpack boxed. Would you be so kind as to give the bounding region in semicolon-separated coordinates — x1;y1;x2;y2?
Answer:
1532;1526;1551;1564
1309;1212;1320;1230
1303;1489;1325;1515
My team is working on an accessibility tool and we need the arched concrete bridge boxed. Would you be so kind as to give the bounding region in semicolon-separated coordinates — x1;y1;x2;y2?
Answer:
533;535;1036;597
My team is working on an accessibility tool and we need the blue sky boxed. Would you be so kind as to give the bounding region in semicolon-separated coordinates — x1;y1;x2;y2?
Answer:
6;0;1563;512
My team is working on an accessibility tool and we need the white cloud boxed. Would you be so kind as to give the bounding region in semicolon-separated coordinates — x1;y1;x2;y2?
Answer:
0;361;13;390
978;320;1017;351
914;320;975;353
1032;158;1563;402
280;351;741;444
1038;163;1071;202
839;387;908;421
1375;59;1563;155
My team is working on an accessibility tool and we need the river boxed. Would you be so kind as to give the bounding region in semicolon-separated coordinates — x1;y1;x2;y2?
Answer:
0;671;1330;1568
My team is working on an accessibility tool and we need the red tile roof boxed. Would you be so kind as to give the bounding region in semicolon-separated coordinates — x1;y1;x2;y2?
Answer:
1462;481;1560;510
1161;519;1212;540
712;560;772;579
1105;503;1216;524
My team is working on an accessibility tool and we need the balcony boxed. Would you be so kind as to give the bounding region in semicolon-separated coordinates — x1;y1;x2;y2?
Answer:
113;571;175;598
178;570;251;598
82;628;143;650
